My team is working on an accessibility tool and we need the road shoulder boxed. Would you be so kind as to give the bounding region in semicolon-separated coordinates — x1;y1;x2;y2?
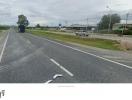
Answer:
61;41;132;66
0;31;8;55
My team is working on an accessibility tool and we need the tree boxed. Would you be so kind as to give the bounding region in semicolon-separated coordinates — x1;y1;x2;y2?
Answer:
36;24;41;28
98;14;121;30
17;15;29;26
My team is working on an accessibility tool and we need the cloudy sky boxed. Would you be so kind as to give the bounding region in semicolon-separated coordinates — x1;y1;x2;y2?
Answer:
0;0;132;26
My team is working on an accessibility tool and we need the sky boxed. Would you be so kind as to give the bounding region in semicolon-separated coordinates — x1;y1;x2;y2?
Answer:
0;0;132;26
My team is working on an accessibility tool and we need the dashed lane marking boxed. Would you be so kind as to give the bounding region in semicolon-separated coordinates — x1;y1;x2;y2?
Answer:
50;59;74;77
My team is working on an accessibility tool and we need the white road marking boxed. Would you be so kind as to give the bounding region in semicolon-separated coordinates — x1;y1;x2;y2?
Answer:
45;74;63;83
45;80;53;84
50;59;74;77
44;38;132;69
53;74;63;79
0;33;9;63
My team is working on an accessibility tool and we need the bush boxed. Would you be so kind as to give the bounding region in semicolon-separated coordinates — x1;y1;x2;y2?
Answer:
124;30;132;35
114;30;132;35
0;26;9;30
98;30;115;34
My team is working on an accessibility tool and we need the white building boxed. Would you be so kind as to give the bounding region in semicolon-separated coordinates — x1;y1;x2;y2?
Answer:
113;20;132;30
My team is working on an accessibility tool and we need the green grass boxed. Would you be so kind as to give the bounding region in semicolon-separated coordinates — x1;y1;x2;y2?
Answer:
27;29;122;51
0;30;3;37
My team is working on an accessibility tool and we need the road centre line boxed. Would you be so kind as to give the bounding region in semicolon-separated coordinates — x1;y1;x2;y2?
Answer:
0;33;9;63
50;59;74;77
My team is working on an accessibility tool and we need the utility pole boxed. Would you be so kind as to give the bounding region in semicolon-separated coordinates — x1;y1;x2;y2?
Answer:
86;18;89;32
108;14;112;33
64;20;68;28
107;6;112;33
125;13;129;30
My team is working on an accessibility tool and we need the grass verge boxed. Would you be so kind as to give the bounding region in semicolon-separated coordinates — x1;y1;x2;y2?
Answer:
27;29;122;51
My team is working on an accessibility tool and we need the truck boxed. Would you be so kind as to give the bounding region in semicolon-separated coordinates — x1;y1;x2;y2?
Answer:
18;25;25;33
17;15;29;33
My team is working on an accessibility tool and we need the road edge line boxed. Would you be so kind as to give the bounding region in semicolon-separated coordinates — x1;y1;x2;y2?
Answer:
0;32;9;63
44;38;132;69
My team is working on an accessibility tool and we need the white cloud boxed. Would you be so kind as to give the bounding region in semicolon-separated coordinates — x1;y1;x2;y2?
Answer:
0;0;131;25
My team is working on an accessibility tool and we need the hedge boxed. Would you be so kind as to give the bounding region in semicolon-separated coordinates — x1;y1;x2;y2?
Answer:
114;30;132;35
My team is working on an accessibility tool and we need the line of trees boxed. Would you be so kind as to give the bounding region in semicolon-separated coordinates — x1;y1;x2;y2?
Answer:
0;25;10;30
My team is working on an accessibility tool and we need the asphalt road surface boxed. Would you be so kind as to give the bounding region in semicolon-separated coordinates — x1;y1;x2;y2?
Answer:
0;28;132;83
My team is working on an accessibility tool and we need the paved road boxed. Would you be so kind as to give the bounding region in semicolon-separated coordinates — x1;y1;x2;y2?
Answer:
0;29;132;83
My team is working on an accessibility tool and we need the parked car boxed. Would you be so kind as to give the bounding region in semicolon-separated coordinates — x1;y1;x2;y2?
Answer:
75;30;90;37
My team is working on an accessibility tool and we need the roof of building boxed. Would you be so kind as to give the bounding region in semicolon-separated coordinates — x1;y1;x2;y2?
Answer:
69;24;97;27
117;20;132;25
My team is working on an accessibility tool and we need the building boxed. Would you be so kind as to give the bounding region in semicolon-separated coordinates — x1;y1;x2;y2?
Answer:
113;21;132;30
66;24;97;31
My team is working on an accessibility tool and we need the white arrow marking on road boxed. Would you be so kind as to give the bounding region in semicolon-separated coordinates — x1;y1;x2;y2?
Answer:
0;32;9;63
45;74;63;84
45;80;53;84
53;74;63;79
